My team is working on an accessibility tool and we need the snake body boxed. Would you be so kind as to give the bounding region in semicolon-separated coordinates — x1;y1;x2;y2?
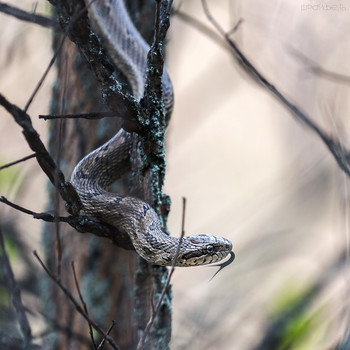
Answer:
71;0;233;267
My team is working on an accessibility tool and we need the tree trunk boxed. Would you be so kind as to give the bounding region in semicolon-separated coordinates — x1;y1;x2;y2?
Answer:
44;1;172;349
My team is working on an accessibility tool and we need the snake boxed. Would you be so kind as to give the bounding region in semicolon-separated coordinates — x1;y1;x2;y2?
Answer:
71;0;234;268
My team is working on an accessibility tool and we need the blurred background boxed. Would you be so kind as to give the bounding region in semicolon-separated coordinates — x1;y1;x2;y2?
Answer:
1;0;350;349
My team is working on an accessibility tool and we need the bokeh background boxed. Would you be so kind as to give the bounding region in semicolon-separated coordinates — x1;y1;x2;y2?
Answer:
1;0;350;349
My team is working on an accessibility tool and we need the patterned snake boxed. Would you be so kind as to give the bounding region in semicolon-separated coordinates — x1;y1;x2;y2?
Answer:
71;0;234;268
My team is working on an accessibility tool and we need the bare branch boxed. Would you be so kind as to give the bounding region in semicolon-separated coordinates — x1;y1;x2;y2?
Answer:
33;251;121;350
0;153;36;170
39;112;117;120
0;196;134;250
174;9;230;52
0;2;58;29
71;261;97;350
0;228;32;344
39;111;141;132
201;0;350;178
227;18;243;36
0;196;57;221
137;197;187;350
23;33;64;113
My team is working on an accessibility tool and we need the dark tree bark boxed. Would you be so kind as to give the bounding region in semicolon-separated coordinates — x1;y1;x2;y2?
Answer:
44;1;172;349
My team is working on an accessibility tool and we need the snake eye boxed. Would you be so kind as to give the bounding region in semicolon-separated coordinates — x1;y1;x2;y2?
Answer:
207;245;214;253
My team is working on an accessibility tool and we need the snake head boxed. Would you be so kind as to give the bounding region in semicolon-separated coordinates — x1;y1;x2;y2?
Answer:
179;234;233;266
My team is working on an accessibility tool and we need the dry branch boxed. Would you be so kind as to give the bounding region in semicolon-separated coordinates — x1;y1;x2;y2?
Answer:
71;261;97;349
39;112;117;120
0;2;58;29
0;195;134;250
0;153;36;170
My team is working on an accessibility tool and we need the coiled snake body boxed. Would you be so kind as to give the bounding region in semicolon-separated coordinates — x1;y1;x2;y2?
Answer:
71;0;233;267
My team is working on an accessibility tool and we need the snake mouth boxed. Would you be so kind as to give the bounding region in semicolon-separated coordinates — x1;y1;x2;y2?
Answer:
181;247;233;266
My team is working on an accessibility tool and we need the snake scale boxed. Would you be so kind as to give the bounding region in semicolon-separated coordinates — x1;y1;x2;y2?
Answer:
71;0;234;268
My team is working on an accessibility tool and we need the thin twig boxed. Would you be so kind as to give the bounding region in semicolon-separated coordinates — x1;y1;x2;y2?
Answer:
201;0;350;178
137;197;187;350
0;228;32;344
97;320;117;350
0;196;82;224
23;32;64;113
33;251;120;350
227;18;243;36
0;2;58;29
71;261;97;350
0;153;36;170
174;9;229;51
0;196;56;220
23;0;97;113
39;112;117;120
